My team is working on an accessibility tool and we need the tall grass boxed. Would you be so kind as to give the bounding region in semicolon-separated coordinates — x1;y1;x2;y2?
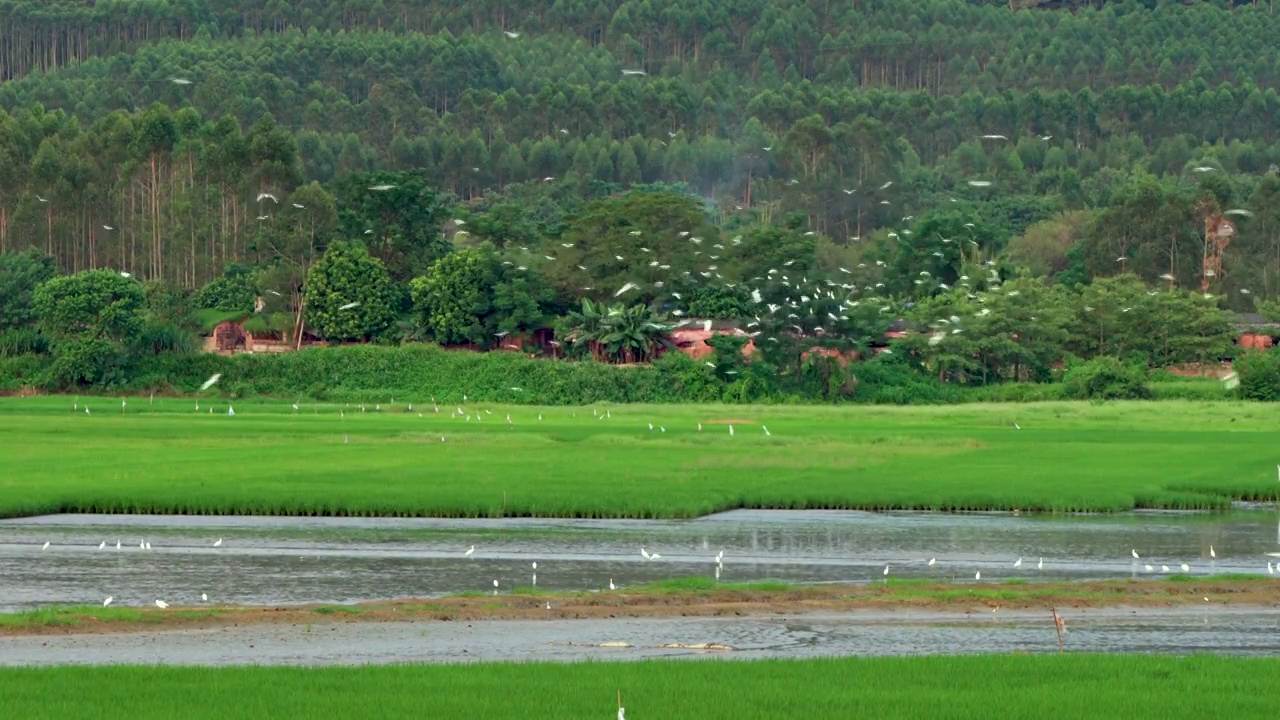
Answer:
1;399;1276;519
2;656;1277;719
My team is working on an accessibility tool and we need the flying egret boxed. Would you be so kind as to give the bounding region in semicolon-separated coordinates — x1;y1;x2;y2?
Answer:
339;301;360;310
169;77;193;85
503;30;520;38
621;69;646;76
368;184;396;191
256;193;278;204
199;373;222;391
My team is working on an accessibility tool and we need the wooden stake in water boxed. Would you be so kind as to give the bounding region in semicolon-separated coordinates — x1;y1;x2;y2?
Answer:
1051;608;1066;654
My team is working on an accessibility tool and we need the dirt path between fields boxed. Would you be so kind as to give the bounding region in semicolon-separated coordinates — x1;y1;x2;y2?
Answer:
4;579;1278;637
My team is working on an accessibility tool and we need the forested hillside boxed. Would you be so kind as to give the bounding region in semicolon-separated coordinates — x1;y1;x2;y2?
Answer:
2;0;1279;398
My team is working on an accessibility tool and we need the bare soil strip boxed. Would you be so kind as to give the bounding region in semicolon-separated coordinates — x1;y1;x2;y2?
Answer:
5;579;1278;637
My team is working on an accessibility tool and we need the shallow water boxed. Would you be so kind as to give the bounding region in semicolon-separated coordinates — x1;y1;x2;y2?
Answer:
1;510;1278;612
3;607;1279;666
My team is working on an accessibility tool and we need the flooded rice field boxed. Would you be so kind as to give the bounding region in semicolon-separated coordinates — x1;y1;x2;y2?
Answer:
3;509;1279;612
4;607;1280;666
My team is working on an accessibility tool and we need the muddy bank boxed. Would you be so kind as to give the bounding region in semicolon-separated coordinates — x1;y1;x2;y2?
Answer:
5;606;1280;666
5;579;1278;638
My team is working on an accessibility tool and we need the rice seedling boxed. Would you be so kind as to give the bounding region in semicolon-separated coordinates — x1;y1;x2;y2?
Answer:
2;398;1278;519
1;655;1277;719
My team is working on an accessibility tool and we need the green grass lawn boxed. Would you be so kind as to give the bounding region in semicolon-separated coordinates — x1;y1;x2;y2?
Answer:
1;397;1277;518
2;656;1277;719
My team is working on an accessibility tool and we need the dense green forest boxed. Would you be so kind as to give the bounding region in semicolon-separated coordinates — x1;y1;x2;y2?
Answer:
2;0;1280;400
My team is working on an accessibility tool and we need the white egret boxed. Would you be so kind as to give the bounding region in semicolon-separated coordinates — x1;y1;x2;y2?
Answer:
1132;549;1140;559
98;541;106;549
1181;563;1190;572
202;593;208;601
503;30;520;38
1161;565;1170;573
1013;557;1022;568
41;541;50;550
927;558;936;566
621;69;646;76
640;548;651;560
213;539;223;547
1037;557;1043;570
103;597;113;607
465;545;476;557
610;579;617;590
883;565;890;576
368;184;396;191
1144;564;1153;572
975;571;981;580
169;77;193;85
339;301;360;310
155;600;168;608
199;373;222;391
1209;546;1216;558
256;193;278;204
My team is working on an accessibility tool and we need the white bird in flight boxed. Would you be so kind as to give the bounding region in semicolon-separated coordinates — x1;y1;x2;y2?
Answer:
339;301;360;310
199;373;222;391
368;184;396;191
256;193;278;203
503;30;520;38
169;77;193;85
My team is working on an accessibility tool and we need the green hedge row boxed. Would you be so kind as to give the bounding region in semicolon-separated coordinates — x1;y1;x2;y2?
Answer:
0;345;1240;405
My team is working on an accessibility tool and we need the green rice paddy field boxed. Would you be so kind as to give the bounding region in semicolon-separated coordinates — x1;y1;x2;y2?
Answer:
1;397;1277;518
2;656;1277;719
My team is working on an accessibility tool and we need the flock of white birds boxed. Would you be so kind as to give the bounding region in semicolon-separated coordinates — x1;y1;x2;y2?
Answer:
34;527;1280;613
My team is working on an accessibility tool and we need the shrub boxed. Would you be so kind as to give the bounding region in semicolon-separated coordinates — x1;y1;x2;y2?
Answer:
1061;356;1151;400
0;328;48;357
44;338;126;389
849;355;964;405
1235;350;1280;401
